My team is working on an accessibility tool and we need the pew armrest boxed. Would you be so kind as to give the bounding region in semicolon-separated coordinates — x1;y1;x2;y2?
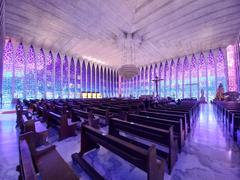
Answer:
35;145;56;156
68;119;78;126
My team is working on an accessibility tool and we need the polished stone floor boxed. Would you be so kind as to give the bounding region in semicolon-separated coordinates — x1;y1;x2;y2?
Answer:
0;104;239;180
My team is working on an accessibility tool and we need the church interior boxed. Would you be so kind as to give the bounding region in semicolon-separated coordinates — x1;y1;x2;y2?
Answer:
0;0;240;180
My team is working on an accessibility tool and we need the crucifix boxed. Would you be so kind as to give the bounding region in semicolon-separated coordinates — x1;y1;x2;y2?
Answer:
152;76;164;97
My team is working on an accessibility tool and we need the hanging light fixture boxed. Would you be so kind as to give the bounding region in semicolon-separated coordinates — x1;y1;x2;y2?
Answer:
118;32;139;79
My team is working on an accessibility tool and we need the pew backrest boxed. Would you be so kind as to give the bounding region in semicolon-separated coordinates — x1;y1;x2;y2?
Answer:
19;139;37;180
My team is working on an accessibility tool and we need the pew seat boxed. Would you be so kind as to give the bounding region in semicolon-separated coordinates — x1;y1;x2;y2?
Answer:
47;111;77;140
18;139;37;180
109;118;178;174
72;125;164;180
18;132;79;180
21;114;48;146
35;146;78;180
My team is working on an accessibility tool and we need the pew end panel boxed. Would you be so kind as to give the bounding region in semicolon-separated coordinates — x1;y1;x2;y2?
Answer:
74;125;164;180
59;114;78;141
147;145;165;180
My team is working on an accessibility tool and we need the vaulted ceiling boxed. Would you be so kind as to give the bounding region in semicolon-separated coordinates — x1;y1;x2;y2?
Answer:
4;0;240;67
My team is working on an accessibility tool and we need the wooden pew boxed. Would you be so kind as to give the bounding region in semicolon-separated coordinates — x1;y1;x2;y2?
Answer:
47;111;77;140
18;139;37;180
36;103;48;121
87;107;111;126
53;104;68;115
232;114;240;140
72;125;164;180
21;114;48;146
139;110;187;138
16;104;29;128
213;101;240;140
18;132;78;180
128;113;184;150
149;108;191;131
109;118;178;174
100;106;126;119
71;108;99;129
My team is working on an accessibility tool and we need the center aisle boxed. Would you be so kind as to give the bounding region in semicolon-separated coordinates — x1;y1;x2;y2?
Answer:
167;104;240;180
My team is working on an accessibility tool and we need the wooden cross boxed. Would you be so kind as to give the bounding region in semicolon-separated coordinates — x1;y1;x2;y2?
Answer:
152;76;164;97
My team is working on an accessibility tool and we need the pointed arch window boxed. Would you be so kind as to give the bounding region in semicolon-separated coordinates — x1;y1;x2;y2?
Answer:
55;53;61;98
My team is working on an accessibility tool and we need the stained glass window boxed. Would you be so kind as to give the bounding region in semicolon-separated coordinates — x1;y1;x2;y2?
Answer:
3;40;14;103
100;67;103;95
46;51;54;98
134;76;137;97
116;72;119;97
25;45;36;99
113;71;116;97
207;50;216;100
92;64;95;92
82;61;86;92
107;68;110;97
159;63;164;97
183;57;190;98
149;65;153;95
170;60;176;98
55;53;61;98
110;70;113;97
216;48;226;91
144;67;148;95
62;56;69;98
140;68;144;95
199;52;207;99
164;62;170;97
86;63;91;92
14;43;25;99
176;59;183;99
103;68;107;97
69;58;75;98
96;66;99;93
36;49;45;99
190;54;198;98
226;45;237;91
137;70;140;97
76;60;81;98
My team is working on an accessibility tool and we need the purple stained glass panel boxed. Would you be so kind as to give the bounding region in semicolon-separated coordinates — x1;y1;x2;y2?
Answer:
14;43;25;99
100;66;103;95
199;52;207;98
69;58;75;98
216;48;226;90
159;63;164;97
92;64;95;92
87;63;91;92
36;48;45;98
82;61;86;92
76;60;81;97
63;56;69;98
25;45;36;99
191;54;198;98
183;56;190;98
207;50;216;100
3;40;14;103
55;53;61;98
176;58;183;99
46;51;54;98
96;66;99;92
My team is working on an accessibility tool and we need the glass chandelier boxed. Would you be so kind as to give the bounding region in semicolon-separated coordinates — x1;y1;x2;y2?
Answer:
118;32;139;79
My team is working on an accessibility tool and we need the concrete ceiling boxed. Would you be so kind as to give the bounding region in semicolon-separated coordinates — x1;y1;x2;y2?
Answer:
4;0;240;67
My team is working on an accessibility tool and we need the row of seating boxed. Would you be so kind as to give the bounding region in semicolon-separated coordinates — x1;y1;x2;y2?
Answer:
212;100;240;141
17;98;200;180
